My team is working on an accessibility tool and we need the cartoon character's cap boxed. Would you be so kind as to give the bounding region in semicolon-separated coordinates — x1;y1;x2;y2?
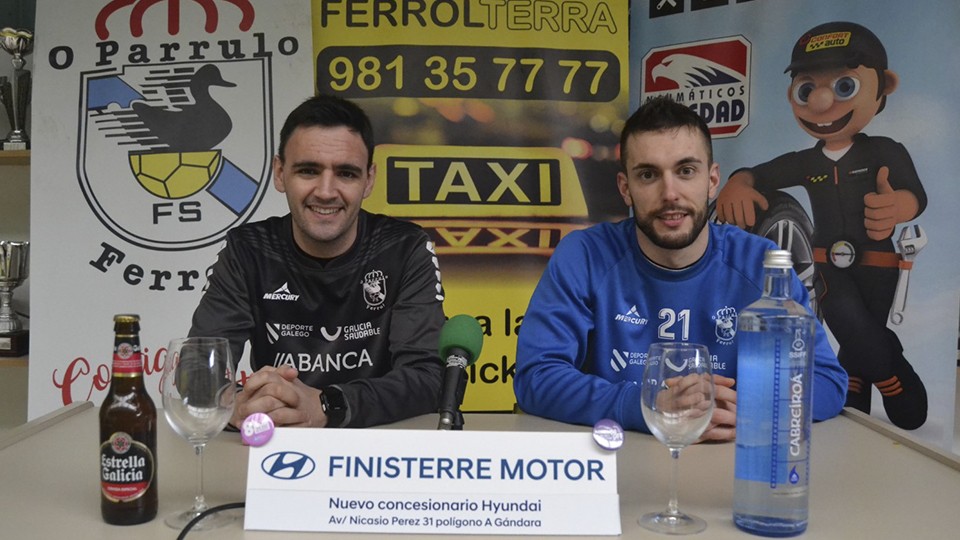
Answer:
785;21;887;75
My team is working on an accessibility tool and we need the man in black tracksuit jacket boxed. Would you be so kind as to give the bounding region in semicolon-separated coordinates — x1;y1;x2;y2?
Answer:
191;95;445;428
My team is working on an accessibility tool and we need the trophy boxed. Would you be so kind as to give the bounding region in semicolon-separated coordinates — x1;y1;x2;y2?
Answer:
0;241;29;356
0;27;33;151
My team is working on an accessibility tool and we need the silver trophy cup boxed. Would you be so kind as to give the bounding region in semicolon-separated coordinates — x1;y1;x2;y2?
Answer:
0;240;29;356
0;27;33;151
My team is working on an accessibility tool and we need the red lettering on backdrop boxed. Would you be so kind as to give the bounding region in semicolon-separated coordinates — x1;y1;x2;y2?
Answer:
143;346;165;376
148;346;167;395
52;350;250;405
51;357;111;405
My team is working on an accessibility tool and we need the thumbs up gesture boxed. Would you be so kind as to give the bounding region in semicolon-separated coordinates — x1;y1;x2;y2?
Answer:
863;166;919;240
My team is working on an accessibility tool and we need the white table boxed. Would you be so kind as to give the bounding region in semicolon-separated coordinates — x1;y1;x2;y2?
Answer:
1;402;959;539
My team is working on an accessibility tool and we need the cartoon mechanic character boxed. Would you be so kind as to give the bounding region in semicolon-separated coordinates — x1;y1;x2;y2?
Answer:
716;21;928;429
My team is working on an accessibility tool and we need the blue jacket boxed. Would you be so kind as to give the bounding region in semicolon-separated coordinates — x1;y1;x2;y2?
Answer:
514;220;848;432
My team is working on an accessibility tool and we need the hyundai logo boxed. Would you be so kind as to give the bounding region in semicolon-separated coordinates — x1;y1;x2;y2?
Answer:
261;451;316;480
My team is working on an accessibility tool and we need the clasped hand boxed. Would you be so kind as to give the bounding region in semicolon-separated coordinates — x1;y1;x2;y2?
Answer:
231;365;328;428
657;373;736;443
702;374;736;443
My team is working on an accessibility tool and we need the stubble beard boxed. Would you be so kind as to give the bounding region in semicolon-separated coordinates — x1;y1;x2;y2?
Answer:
291;204;358;258
633;202;710;251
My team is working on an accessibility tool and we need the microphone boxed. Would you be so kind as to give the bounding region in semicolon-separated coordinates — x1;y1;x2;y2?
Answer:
437;314;483;430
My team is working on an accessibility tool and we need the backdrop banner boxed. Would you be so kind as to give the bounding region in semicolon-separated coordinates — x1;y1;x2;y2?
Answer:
311;0;631;411
28;0;312;417
634;0;960;450
28;1;959;455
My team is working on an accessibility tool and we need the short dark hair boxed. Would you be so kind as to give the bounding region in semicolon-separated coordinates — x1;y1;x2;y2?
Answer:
277;94;375;167
619;96;713;171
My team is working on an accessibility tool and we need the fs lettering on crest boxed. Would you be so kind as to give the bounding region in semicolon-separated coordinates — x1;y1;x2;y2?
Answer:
641;36;751;138
72;0;274;251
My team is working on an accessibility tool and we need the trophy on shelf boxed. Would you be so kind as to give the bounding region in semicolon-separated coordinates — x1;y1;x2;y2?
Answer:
0;27;33;151
0;240;29;357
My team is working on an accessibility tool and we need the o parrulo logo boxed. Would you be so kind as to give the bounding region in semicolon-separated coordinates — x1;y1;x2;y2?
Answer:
67;0;287;252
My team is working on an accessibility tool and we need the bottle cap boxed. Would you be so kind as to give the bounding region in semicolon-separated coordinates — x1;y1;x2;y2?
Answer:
113;314;141;333
764;250;793;269
592;419;624;450
241;412;275;446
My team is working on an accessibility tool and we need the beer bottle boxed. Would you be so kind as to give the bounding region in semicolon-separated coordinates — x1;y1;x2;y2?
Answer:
99;314;158;525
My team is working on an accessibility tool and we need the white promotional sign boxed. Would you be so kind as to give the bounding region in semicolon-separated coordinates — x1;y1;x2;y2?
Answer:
245;429;621;535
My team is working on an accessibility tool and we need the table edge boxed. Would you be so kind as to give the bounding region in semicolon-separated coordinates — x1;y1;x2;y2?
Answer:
0;401;94;450
840;407;960;471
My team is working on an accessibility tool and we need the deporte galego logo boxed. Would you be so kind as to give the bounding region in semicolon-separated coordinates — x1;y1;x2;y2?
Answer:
261;451;316;480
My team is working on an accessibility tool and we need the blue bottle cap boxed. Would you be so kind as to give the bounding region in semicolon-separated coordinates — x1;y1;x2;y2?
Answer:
592;419;624;450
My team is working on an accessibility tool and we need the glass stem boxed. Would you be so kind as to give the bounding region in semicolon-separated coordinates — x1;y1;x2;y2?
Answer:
193;443;208;513
667;447;681;516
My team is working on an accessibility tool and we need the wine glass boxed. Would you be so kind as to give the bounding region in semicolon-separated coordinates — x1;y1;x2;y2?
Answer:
161;337;237;530
639;342;715;534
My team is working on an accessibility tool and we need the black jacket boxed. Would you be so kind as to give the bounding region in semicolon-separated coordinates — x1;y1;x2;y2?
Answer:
190;211;446;427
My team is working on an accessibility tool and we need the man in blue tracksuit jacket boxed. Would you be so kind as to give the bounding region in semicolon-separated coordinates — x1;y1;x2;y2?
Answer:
514;97;847;441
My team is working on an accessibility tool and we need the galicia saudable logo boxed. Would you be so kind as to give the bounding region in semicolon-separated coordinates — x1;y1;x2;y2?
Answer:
72;0;286;252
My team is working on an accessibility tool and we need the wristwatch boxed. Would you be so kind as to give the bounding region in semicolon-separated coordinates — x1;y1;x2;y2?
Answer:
319;386;347;427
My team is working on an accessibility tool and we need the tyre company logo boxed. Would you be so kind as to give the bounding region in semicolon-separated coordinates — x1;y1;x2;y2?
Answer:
261;451;316;480
263;282;300;301
714;306;737;344
641;35;751;138
362;270;387;310
76;0;273;252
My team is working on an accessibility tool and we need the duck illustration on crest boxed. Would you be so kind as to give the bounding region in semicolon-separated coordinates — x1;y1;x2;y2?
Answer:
131;63;236;152
80;57;272;252
86;63;247;203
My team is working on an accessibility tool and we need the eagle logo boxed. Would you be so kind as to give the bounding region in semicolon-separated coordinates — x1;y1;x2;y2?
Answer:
641;36;751;138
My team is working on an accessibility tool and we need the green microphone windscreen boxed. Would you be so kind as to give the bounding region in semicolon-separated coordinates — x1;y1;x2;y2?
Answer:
438;314;483;365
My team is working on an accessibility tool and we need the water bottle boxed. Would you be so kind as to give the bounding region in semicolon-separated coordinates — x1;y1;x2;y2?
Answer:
733;250;815;536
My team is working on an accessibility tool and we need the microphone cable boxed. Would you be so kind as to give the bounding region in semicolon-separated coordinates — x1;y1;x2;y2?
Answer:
176;502;246;540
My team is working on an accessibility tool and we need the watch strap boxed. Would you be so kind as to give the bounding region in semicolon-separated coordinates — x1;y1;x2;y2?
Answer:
320;385;348;427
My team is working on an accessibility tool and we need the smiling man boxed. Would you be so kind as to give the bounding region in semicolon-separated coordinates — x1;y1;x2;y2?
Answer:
514;97;847;440
716;22;928;430
190;94;446;429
